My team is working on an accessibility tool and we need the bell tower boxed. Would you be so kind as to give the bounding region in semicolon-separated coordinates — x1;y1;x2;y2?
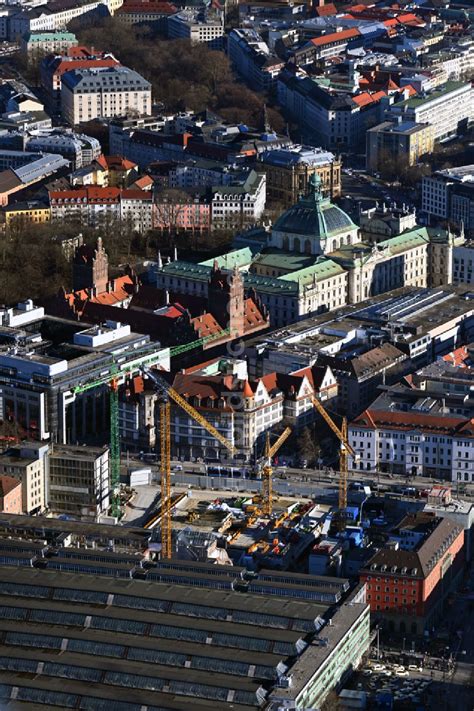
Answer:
208;263;245;337
73;237;109;294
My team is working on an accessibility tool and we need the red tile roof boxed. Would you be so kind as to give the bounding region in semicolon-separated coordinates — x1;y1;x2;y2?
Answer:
310;28;360;46
352;90;386;106
352;408;474;436
314;2;337;16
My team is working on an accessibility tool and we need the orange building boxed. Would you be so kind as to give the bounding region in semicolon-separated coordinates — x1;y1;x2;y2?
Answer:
360;512;464;635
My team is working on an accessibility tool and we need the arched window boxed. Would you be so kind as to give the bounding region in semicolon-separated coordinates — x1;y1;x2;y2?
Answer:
282;236;289;250
304;239;311;254
293;237;301;252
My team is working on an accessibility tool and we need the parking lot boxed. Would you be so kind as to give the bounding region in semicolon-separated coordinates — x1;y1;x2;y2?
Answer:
350;659;434;706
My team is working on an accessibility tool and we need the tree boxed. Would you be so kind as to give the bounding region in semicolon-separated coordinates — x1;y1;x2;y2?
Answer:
297;427;321;465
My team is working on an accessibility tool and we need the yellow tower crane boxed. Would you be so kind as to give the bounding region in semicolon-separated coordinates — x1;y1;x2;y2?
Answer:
260;427;292;516
310;395;355;529
143;366;236;558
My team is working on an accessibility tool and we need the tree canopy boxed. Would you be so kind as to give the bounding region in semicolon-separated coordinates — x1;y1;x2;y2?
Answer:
74;19;284;129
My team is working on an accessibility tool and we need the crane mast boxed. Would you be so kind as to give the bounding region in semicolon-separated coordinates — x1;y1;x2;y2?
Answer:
261;427;292;516
310;395;354;528
143;365;236;558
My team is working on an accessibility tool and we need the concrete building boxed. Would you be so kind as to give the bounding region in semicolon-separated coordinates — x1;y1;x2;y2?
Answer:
260;145;342;206
48;444;109;520
61;66;151;125
0;442;48;514
167;9;224;48
360;513;464;634
0;301;169;445
388;80;473;142
422;165;474;232
0;561;369;710
366;119;434;173
20;30;78;56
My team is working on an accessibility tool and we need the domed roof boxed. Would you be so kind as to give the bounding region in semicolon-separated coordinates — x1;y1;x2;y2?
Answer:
273;173;356;239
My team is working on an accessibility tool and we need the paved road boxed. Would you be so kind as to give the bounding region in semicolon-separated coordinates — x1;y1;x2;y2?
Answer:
121;456;474;500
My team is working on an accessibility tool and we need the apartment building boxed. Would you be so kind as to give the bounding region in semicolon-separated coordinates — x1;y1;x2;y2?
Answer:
0;442;48;514
260;145;342;206
61;66;151;125
9;0;123;41
116;0;176;28
360;513;464;634
23;129;102;169
453;241;474;284
20;30;78;56
49;186;153;231
366;119;434;173
211;170;266;229
389;81;473;142
48;444;109;520
40;46;120;113
348;364;474;483
228;28;285;93
167;10;224;47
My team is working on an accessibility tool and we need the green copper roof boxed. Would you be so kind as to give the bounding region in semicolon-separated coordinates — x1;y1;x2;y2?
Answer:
25;31;77;42
280;258;345;286
200;247;254;270
379;227;430;255
252;249;315;271
273;172;357;239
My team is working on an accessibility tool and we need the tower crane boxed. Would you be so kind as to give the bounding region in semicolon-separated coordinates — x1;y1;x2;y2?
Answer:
310;395;355;529
259;427;292;516
143;366;236;559
71;328;230;519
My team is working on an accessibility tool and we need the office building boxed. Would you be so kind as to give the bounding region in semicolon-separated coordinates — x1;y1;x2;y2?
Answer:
0;442;48;514
422;165;474;232
48;444;109;520
20;30;78;56
366;119;434;173
167;9;224;48
360;513;464;634
389;80;473;142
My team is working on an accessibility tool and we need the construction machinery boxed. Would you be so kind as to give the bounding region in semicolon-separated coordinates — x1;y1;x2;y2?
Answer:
143;366;236;559
310;395;355;529
71;328;230;520
259;427;292;516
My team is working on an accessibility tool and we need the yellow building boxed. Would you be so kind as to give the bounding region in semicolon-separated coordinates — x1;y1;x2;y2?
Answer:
366;120;434;173
1;201;51;228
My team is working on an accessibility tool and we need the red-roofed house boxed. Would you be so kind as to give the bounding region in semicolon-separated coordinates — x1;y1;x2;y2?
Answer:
49;186;153;232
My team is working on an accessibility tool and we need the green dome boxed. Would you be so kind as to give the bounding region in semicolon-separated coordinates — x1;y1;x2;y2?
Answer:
273;173;356;239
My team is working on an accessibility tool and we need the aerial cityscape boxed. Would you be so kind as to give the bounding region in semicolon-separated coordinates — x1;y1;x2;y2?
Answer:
0;0;472;708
